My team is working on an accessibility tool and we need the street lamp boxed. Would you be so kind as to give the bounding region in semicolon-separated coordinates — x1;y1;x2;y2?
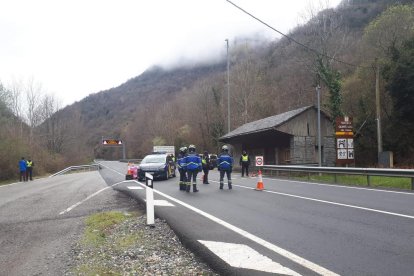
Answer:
225;39;230;133
316;85;322;167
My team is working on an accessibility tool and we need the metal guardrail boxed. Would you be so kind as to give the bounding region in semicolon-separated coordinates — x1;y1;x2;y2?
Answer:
262;165;414;190
49;164;101;177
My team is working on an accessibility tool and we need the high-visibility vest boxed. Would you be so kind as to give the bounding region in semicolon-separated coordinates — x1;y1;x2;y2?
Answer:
202;158;207;165
242;155;248;162
27;161;33;167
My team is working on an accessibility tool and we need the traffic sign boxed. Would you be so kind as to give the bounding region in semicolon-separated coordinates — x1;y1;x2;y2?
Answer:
102;139;123;145
255;156;264;167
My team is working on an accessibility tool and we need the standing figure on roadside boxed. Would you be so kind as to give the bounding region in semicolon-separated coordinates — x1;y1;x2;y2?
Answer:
217;145;233;190
26;158;34;181
184;144;201;193
177;147;188;191
202;151;210;184
239;150;250;177
19;157;27;182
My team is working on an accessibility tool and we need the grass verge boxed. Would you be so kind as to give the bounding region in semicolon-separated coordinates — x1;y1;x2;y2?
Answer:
291;173;412;190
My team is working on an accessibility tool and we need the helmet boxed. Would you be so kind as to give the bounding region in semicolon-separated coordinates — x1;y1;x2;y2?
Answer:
188;144;196;152
222;145;228;151
183;146;188;152
179;147;185;153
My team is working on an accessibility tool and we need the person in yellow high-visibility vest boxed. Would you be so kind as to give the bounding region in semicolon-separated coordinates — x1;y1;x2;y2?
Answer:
26;158;34;181
239;151;250;177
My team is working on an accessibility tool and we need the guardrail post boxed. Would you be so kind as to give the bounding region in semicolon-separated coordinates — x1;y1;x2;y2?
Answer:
145;173;155;227
367;175;371;187
411;178;414;190
308;172;310;181
334;174;337;183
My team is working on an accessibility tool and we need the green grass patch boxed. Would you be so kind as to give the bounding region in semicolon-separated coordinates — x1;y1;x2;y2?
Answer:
82;211;130;246
0;179;16;186
294;173;412;189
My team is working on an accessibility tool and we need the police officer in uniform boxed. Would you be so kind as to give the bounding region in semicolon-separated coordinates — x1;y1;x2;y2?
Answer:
239;151;250;177
202;151;210;184
26;158;34;181
184;144;201;192
177;147;188;191
217;145;233;189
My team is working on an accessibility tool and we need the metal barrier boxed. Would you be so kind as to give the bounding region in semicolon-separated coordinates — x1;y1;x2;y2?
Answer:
262;165;414;190
49;164;101;177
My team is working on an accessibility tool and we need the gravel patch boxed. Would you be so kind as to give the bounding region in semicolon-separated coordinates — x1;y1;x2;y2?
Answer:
66;211;218;275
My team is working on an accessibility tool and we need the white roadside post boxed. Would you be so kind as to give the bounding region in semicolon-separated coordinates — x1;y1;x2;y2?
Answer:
145;172;155;226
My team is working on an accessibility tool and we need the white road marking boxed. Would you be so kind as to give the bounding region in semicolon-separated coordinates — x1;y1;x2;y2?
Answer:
59;180;125;215
260;176;414;196
0;182;21;188
131;184;339;275
98;162;124;176
154;200;175;207
233;183;414;220
199;240;301;275
127;186;144;190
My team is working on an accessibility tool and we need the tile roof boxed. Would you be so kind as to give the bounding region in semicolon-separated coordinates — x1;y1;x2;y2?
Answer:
220;105;313;140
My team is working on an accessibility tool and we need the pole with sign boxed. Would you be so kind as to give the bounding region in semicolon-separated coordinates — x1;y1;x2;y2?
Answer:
101;138;126;159
255;156;264;167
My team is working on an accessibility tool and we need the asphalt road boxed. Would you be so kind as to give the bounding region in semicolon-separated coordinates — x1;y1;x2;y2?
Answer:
0;171;137;276
99;160;414;276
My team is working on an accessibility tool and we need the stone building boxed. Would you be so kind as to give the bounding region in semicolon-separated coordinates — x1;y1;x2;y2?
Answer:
219;106;336;167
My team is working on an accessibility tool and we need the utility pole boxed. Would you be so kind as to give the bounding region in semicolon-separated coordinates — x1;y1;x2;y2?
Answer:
225;39;230;133
375;60;383;161
316;85;322;167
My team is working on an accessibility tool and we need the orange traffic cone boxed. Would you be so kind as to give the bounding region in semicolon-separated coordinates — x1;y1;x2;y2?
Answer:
255;170;264;191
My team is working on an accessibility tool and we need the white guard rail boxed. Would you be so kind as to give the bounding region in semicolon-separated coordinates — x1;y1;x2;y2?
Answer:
262;165;414;190
49;164;101;177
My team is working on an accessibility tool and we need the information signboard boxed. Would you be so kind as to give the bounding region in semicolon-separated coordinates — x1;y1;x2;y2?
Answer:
335;116;354;165
102;139;123;145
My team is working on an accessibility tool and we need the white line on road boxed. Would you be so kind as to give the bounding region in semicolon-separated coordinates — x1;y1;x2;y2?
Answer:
59;180;125;215
127;186;144;190
99;163;124;176
132;183;339;276
199;240;300;275
154;200;175;207
232;183;414;220
100;163;339;275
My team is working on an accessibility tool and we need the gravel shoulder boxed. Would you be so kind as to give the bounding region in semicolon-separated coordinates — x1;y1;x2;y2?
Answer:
66;205;218;275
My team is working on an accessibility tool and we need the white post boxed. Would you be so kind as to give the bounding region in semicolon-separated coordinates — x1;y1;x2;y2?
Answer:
145;173;155;226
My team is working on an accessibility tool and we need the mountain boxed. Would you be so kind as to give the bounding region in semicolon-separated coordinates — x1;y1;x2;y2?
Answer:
41;0;414;165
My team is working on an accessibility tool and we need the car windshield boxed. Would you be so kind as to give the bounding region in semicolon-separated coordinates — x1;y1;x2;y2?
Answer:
141;155;166;164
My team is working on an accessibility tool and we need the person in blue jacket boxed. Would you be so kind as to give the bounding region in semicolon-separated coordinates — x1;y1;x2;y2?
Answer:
217;145;233;190
184;144;201;193
177;147;188;191
19;157;27;182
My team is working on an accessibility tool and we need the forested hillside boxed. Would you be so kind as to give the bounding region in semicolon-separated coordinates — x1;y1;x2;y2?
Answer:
1;0;413;181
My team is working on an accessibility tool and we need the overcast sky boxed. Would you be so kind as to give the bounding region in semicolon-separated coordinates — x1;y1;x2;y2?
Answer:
1;0;341;107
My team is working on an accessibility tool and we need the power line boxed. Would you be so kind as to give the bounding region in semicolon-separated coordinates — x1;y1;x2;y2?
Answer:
225;0;363;68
